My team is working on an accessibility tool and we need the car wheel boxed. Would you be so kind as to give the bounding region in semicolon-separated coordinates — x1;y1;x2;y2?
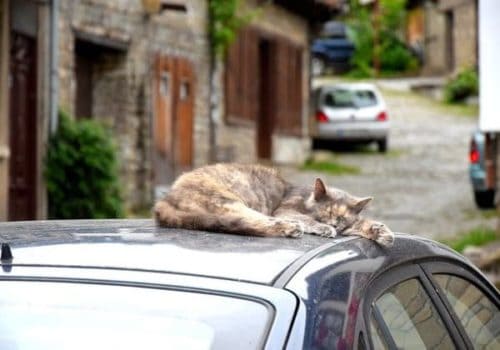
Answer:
474;190;496;209
312;56;326;76
377;139;388;153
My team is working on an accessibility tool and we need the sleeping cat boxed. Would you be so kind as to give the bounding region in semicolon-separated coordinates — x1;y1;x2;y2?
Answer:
154;163;394;247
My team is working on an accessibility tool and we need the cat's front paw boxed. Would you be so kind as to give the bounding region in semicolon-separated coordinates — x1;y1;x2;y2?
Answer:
310;223;337;238
370;223;394;247
273;219;304;238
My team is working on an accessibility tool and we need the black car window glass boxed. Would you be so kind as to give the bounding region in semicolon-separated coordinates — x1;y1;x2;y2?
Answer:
324;89;377;108
357;331;367;350
353;90;377;108
434;274;500;349
373;278;455;349
0;281;271;350
324;90;354;108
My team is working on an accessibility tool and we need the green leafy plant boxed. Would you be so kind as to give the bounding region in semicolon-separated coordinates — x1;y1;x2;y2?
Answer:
440;227;497;253
346;0;418;77
444;67;479;103
301;158;360;175
209;0;259;57
45;111;124;219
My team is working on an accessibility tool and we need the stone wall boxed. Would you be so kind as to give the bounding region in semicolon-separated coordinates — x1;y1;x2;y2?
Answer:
452;2;477;70
421;2;447;75
57;0;210;211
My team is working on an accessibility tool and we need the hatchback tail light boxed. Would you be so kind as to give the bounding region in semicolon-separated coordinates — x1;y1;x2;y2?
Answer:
376;111;388;122
470;139;480;164
315;111;329;123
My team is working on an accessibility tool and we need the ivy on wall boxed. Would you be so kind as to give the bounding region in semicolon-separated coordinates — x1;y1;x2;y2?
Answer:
209;0;260;57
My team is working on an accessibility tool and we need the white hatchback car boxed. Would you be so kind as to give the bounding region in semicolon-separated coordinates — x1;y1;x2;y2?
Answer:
312;83;389;152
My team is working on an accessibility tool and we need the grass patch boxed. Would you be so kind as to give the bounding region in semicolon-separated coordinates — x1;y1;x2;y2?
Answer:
379;87;478;118
301;159;360;175
440;227;499;253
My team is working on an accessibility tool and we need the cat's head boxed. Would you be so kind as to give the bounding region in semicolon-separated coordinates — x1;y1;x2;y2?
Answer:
305;178;372;233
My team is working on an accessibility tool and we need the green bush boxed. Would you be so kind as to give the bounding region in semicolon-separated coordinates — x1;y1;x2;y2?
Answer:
45;111;124;219
444;67;479;103
380;39;419;73
346;0;418;77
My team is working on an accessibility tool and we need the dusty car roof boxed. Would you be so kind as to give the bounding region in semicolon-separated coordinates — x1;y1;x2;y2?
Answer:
0;219;353;285
0;220;470;287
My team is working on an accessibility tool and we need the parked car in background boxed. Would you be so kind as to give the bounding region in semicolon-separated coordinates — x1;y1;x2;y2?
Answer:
1;219;498;349
469;130;497;208
311;21;355;76
312;83;390;152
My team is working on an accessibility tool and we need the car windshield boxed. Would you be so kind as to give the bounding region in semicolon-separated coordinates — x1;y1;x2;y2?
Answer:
0;281;271;350
323;89;378;108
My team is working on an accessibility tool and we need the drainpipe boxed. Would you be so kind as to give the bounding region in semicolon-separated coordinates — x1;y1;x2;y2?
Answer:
49;0;59;134
207;0;217;163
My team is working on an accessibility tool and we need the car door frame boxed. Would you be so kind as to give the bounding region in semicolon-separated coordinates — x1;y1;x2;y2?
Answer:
362;262;469;350
420;260;500;350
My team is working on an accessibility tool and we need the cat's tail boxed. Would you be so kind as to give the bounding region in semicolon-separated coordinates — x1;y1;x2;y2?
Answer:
154;199;223;232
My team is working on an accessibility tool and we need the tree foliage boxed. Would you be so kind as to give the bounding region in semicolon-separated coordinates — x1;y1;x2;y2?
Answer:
45;111;124;219
346;0;418;77
209;0;262;57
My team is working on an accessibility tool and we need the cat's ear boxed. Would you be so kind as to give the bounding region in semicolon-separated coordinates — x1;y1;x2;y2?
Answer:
353;197;373;213
314;178;327;200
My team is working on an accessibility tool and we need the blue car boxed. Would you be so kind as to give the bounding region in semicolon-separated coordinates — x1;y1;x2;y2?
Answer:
311;21;354;76
1;219;499;349
469;131;496;208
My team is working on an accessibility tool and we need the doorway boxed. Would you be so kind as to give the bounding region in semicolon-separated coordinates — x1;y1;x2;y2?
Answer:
8;31;37;220
257;39;274;160
153;55;195;186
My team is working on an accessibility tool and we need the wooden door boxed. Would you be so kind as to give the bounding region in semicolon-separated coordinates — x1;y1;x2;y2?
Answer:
153;55;195;184
8;31;37;220
174;58;195;173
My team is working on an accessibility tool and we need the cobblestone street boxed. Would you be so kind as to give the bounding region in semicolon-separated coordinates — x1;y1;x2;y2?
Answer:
282;82;496;240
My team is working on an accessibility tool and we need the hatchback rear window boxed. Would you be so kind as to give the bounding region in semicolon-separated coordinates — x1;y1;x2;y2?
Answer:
0;281;271;350
323;89;378;108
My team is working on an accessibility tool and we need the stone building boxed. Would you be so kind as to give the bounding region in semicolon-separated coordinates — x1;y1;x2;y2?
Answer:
0;0;211;219
218;0;335;165
57;0;211;210
438;0;477;72
405;0;478;75
0;0;338;220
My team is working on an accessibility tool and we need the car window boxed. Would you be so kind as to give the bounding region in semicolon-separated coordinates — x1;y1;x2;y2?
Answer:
353;90;378;108
369;315;389;350
371;278;455;349
324;89;354;108
0;281;271;350
323;89;377;108
434;274;500;349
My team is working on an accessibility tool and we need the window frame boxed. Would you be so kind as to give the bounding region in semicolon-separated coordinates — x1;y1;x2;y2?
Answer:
421;261;500;349
363;263;467;350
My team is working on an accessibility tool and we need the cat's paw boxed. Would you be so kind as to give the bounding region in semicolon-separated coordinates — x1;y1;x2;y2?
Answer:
370;223;395;247
310;224;337;238
275;220;304;238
